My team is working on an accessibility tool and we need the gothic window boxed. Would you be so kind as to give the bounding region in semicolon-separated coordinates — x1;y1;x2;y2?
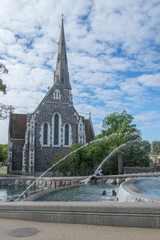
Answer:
43;123;48;145
53;89;61;100
64;123;69;146
54;114;59;145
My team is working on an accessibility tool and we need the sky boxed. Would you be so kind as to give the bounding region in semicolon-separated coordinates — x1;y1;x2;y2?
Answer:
0;0;160;144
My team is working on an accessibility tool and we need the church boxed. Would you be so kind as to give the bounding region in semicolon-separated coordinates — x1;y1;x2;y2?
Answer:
8;18;95;175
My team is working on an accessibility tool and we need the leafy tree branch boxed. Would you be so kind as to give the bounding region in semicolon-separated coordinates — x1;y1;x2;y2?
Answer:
0;63;8;94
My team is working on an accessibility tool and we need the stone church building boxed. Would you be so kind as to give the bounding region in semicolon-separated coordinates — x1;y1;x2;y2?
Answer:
8;19;95;175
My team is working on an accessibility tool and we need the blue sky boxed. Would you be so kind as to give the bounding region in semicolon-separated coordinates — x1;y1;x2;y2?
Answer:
0;0;160;143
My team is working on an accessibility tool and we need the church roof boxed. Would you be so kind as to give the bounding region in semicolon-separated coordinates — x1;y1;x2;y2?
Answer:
9;113;27;139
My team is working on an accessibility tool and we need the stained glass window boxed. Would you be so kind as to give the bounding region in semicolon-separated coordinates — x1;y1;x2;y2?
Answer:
43;123;48;145
65;123;69;145
54;114;59;145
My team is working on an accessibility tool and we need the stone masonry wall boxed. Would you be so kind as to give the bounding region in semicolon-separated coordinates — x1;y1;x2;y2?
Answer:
12;139;24;171
33;86;79;173
35;147;70;172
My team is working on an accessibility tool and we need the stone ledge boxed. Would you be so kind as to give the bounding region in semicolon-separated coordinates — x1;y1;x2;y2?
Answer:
117;179;160;203
0;201;160;228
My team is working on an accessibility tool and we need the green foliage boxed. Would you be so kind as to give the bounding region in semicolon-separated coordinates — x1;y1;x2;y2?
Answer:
0;166;7;176
102;155;118;175
0;64;14;120
0;144;8;165
100;110;140;137
142;140;151;154
121;141;151;167
0;80;6;94
0;63;8;94
56;111;151;176
70;141;109;176
96;140;151;175
152;141;160;155
52;151;71;176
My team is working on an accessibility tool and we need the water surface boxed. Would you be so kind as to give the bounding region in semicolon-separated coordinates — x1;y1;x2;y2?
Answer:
134;177;160;198
0;186;34;201
35;183;118;202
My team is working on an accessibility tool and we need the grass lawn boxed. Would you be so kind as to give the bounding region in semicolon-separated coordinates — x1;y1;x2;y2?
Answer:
0;166;7;176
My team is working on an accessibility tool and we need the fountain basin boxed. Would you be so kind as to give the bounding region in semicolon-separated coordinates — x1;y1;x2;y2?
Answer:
29;184;118;202
1;175;160;228
117;177;160;203
0;201;160;228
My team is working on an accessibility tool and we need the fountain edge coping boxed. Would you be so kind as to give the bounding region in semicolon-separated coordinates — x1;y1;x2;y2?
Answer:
0;201;160;228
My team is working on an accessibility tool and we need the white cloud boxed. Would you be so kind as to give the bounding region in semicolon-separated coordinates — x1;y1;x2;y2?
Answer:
137;74;160;88
0;119;8;144
0;29;16;45
135;111;160;122
0;0;160;143
120;79;146;96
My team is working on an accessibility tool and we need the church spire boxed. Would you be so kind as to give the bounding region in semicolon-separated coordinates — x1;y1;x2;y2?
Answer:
54;16;71;90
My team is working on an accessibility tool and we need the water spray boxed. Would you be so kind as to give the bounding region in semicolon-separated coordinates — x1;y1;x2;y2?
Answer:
16;132;140;201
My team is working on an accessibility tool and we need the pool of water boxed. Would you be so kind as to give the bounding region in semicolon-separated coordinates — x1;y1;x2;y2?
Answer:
35;183;118;202
134;177;160;198
0;186;34;201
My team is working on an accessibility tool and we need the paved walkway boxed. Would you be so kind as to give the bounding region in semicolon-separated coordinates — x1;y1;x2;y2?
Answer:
0;219;160;240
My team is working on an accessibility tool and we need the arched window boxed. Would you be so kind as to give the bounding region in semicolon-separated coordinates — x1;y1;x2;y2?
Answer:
43;123;48;145
53;89;61;100
54;114;59;145
65;123;69;146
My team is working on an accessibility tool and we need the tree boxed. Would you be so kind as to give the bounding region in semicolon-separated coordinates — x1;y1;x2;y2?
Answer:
100;110;140;138
122;140;151;167
0;63;14;119
98;111;150;174
70;141;109;176
142;140;151;154
0;103;14;120
56;111;151;176
0;144;8;165
0;63;8;94
52;151;71;176
97;110;141;155
152;141;160;155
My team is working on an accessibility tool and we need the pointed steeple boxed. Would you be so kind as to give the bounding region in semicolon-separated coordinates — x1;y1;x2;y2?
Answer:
54;16;71;90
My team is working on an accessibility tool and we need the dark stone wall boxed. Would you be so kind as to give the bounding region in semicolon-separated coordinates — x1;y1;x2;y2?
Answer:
33;86;79;172
10;86;82;174
12;139;24;171
25;149;29;172
35;147;70;172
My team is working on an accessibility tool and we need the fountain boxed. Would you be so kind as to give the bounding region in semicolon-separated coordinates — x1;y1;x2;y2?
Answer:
117;176;160;203
16;132;139;201
81;138;141;184
33;183;118;202
0;132;160;228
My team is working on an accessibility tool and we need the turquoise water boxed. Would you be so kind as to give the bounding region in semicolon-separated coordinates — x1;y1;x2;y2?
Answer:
1;177;160;202
134;177;160;198
0;186;34;201
35;183;118;202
